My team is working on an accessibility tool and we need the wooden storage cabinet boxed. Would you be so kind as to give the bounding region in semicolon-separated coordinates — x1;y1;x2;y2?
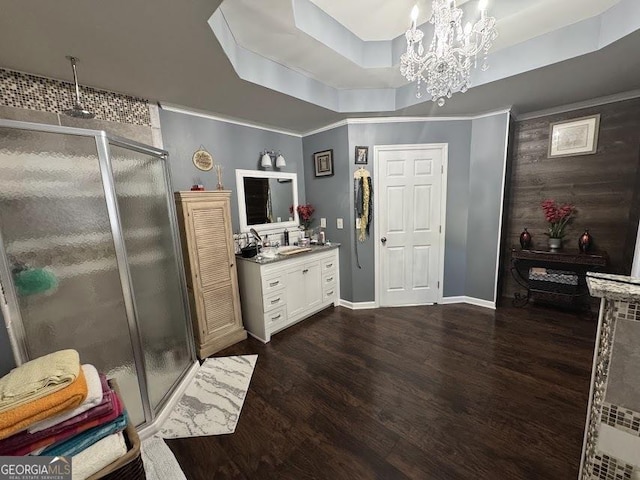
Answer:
237;248;340;343
175;191;247;359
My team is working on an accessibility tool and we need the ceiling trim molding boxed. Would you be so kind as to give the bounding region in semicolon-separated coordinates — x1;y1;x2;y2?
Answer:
160;103;511;138
159;103;303;138
302;109;512;137
515;89;640;121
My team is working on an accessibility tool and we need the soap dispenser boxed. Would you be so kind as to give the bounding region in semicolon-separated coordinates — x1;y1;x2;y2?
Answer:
283;229;290;246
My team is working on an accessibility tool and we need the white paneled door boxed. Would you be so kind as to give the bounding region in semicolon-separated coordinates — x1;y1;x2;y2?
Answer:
377;144;446;306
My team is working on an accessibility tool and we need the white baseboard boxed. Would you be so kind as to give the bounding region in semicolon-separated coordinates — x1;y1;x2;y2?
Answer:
340;297;495;310
138;360;200;441
439;296;466;305
440;296;496;310
339;299;377;310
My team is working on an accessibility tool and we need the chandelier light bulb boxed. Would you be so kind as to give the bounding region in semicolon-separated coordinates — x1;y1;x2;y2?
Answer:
464;22;472;35
411;5;419;22
479;0;488;11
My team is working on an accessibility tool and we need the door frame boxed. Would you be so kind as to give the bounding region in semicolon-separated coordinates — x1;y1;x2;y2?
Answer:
373;143;448;307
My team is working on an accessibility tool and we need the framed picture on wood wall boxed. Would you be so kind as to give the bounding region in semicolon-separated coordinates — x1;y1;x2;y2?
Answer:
548;114;600;158
313;149;334;177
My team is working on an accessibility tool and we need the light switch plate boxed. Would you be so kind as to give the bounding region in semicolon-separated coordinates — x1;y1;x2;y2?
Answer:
320;217;326;228
337;218;344;229
355;218;361;229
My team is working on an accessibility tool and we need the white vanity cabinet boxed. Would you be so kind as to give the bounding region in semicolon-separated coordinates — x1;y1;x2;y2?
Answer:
236;247;340;342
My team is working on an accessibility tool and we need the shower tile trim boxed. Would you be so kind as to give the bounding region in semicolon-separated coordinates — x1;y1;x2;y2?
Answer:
591;452;634;480
0;69;151;126
602;403;640;437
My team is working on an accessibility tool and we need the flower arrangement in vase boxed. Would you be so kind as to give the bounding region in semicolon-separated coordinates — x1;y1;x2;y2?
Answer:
291;204;315;234
541;199;575;250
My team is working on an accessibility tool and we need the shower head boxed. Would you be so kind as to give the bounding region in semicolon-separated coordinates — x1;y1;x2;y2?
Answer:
62;56;95;119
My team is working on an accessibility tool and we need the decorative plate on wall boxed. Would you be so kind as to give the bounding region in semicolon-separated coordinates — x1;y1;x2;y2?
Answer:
192;147;214;171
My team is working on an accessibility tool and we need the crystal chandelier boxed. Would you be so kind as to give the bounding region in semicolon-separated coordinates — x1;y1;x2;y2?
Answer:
400;0;498;106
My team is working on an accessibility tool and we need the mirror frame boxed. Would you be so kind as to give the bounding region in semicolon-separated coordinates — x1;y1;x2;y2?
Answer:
235;169;299;233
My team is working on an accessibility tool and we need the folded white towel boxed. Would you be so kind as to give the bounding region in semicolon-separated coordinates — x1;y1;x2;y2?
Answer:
71;431;127;480
28;365;102;434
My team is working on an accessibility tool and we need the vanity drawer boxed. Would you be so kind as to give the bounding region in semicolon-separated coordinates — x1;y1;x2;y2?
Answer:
322;270;337;289
263;290;286;312
322;257;337;273
265;306;286;330
262;273;285;295
323;285;337;301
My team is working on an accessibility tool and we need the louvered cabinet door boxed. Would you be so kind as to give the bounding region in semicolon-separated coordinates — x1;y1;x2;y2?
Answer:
176;192;246;359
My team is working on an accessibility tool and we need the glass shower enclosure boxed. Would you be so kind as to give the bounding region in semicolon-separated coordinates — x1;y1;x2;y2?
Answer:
0;119;195;427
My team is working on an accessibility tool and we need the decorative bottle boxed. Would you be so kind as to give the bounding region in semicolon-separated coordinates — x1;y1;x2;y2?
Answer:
578;229;593;253
519;228;532;249
283;229;289;246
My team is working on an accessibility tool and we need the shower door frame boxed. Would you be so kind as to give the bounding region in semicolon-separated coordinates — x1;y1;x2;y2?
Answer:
0;119;196;427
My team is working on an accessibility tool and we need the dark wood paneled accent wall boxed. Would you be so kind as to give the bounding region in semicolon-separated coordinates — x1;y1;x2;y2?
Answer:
501;97;640;299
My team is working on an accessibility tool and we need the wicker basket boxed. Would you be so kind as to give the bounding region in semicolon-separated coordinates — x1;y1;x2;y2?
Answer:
86;380;146;480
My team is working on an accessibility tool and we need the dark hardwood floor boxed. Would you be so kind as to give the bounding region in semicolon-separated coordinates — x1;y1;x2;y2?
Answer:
166;303;597;480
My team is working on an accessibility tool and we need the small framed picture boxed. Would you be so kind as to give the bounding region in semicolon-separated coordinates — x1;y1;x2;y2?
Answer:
548;114;600;158
355;146;368;165
313;149;334;177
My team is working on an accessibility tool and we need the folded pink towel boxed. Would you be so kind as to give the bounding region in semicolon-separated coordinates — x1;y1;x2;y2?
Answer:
28;365;102;434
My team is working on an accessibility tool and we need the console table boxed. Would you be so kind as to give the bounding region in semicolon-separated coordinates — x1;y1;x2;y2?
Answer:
510;248;608;308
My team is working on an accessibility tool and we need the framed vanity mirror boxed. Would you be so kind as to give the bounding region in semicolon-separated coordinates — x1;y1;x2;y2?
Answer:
235;169;299;233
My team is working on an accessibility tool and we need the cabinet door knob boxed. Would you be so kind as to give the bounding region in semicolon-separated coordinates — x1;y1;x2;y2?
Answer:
230;263;234;268
381;237;387;245
302;269;309;274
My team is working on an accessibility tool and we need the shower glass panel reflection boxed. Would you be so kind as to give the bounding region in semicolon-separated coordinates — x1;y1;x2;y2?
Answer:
0;121;194;427
109;144;192;411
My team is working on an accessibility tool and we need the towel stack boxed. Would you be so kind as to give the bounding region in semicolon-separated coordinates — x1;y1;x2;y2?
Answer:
0;350;131;480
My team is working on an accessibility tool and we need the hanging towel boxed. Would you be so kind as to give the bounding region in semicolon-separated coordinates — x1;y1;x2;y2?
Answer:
28;365;102;434
71;431;127;480
0;349;80;413
0;368;88;441
42;411;128;457
0;380;121;456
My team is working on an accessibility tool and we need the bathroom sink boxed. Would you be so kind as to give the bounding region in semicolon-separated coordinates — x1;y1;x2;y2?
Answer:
260;247;279;259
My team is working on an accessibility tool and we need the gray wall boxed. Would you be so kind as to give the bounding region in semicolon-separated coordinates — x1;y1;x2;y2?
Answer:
302;126;353;301
347;121;473;301
159;109;305;232
466;113;510;302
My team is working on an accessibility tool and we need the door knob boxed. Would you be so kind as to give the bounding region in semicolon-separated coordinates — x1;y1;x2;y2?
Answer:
381;237;387;245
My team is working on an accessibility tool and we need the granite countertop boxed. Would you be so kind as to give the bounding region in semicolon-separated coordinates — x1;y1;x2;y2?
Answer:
236;243;340;265
586;272;640;302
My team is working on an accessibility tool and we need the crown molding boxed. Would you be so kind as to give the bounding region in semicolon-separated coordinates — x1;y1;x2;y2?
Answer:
301;108;512;137
515;89;640;121
159;103;303;138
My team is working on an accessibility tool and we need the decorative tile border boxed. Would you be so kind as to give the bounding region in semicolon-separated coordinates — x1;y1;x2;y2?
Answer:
591;453;634;480
601;403;640;437
615;301;639;322
0;69;151;126
582;300;618;479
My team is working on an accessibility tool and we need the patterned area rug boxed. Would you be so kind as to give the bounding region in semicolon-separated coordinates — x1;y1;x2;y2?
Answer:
160;355;257;438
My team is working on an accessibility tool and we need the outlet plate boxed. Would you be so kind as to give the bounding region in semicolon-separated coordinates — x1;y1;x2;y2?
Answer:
320;217;327;228
337;218;344;229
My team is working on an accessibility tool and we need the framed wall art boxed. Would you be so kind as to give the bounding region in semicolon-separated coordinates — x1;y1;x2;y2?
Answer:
192;146;214;171
548;114;600;158
355;146;368;165
313;149;334;177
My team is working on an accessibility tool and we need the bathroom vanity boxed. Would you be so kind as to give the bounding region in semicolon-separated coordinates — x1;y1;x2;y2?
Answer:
236;245;340;342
